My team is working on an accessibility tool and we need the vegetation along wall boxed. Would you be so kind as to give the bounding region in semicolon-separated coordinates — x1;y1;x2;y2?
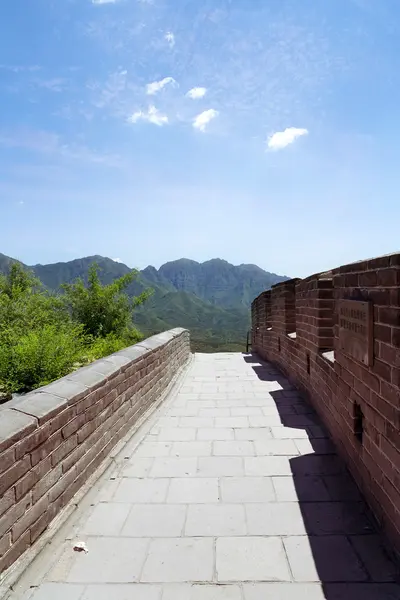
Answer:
252;252;400;557
0;328;190;573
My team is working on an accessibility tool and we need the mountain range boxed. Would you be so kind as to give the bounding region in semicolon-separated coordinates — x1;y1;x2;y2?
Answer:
0;253;288;351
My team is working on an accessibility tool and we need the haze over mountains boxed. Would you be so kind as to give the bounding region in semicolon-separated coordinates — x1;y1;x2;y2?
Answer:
0;253;288;351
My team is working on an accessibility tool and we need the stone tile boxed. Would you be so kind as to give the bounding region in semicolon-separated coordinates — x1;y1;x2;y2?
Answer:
120;458;154;478
112;478;170;503
243;583;326;600
215;417;249;428
157;417;181;427
167;478;219;503
134;442;172;458
185;504;246;536
291;455;344;476
272;475;331;502
197;457;244;477
254;439;298;456
197;428;234;441
82;584;162;600
220;477;275;503
301;502;375;535
271;427;309;439
141;538;214;582
295;438;336;455
246;503;307;535
179;417;214;428
79;503;131;536
162;584;241;599
323;583;400;599
235;428;272;441
249;415;283;427
216;537;291;582
349;535;399;582
198;408;230;417
29;583;85;600
230;407;263;416
244;456;292;476
158;428;196;442
150;457;197;477
284;535;368;582
187;401;216;410
323;474;362;501
121;505;186;537
171;441;212;457
51;537;150;583
213;441;255;456
168;407;200;416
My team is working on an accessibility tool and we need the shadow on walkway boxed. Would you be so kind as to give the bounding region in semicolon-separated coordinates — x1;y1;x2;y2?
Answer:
245;353;400;600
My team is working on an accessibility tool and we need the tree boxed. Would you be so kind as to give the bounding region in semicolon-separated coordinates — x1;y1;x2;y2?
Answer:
62;263;152;340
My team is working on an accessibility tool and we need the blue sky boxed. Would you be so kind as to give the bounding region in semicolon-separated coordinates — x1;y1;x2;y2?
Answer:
0;0;399;277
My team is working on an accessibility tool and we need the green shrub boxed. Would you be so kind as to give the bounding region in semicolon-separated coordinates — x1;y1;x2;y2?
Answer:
0;323;87;393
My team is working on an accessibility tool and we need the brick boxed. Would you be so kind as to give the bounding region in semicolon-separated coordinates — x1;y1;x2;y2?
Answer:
380;343;398;366
0;532;10;559
392;368;400;388
0;446;15;476
0;456;31;497
61;413;85;439
0;410;36;453
30;504;56;543
14;423;50;460
11;494;49;542
49;406;76;436
0;495;31;539
77;420;97;444
392;327;400;348
32;465;62;503
51;435;78;467
30;431;62;467
372;359;392;382
17;457;52;502
48;466;77;503
379;308;400;327
374;324;392;344
0;530;30;574
361;369;380;394
377;268;400;287
61;442;86;474
371;393;396;423
0;489;15;520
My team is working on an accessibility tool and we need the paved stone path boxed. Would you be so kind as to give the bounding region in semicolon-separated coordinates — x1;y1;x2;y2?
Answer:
15;354;400;599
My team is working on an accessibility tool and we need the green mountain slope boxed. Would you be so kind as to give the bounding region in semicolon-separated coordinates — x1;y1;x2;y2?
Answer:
0;253;288;352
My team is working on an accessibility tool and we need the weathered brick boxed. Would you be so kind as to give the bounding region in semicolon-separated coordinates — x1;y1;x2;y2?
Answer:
15;423;50;461
77;420;97;444
0;446;16;476
30;431;62;467
15;456;50;502
61;443;86;474
0;456;31;497
0;489;15;520
32;465;62;503
0;532;11;559
49;406;76;436
0;530;30;574
48;466;77;503
12;495;49;542
61;413;85;439
30;504;56;544
0;495;31;539
51;435;78;467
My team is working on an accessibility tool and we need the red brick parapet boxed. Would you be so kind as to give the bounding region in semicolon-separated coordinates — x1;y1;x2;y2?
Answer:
252;252;400;557
0;328;190;574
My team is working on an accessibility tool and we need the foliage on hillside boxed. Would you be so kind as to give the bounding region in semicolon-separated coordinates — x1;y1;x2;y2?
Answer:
0;252;286;353
0;262;149;395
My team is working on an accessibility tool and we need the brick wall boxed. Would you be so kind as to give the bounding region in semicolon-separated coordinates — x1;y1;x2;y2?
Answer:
252;253;400;557
0;328;190;573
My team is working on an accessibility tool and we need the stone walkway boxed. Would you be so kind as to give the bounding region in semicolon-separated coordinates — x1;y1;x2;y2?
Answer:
14;354;400;599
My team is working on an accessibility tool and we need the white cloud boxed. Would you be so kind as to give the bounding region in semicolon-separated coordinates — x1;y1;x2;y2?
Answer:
128;105;168;126
186;87;207;99
112;257;122;262
92;0;118;4
267;127;308;150
165;32;175;48
146;77;176;95
193;109;218;132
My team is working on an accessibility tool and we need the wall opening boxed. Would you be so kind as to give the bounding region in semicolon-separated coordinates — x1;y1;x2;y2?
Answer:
306;353;310;375
353;402;364;444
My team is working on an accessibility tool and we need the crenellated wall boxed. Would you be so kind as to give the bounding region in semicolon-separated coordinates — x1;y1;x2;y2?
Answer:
0;328;190;573
252;252;400;557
